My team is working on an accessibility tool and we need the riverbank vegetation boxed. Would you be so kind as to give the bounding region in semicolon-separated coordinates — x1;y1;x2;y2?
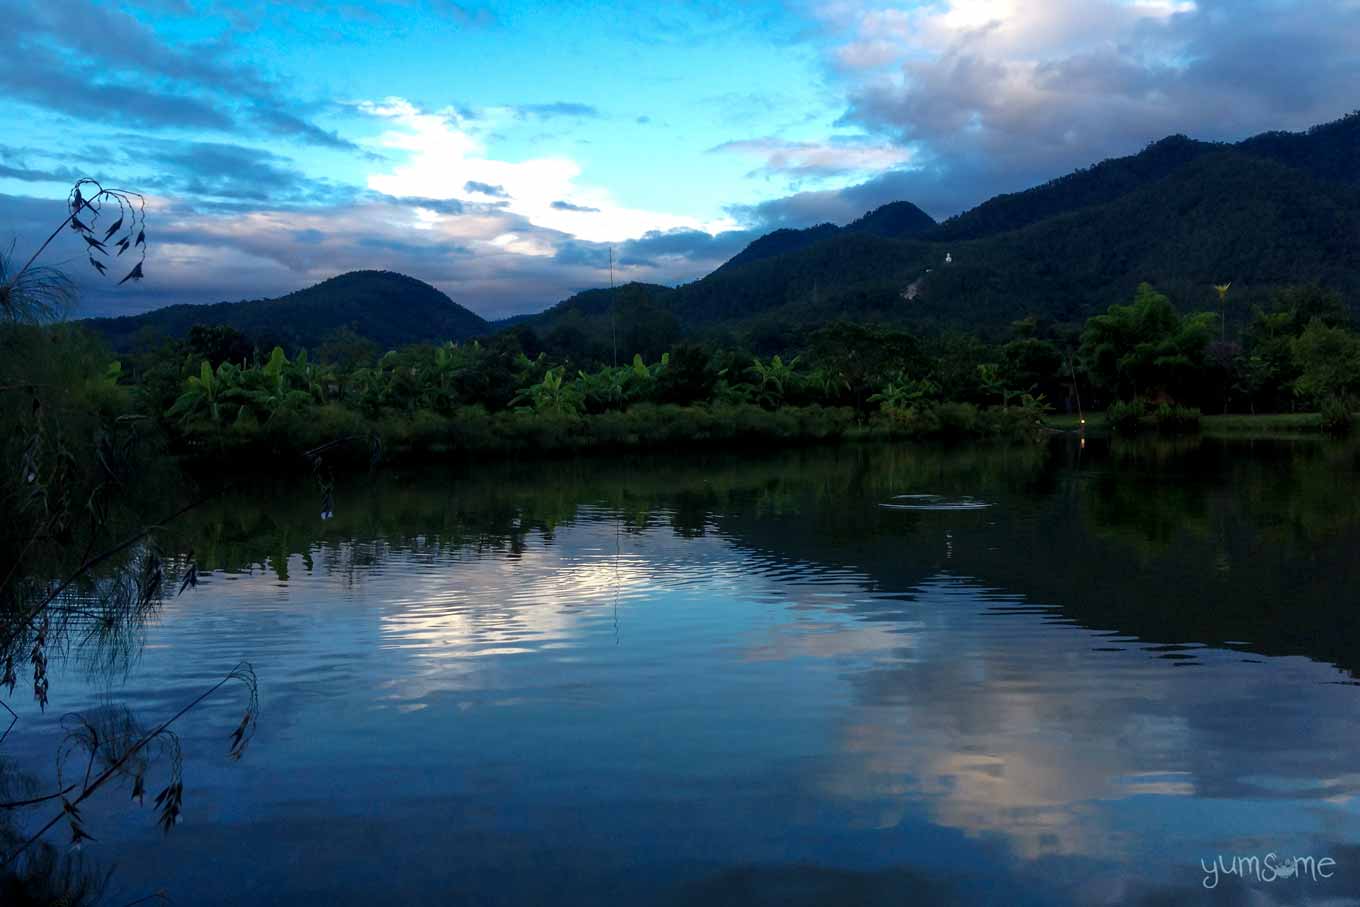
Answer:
6;280;1360;477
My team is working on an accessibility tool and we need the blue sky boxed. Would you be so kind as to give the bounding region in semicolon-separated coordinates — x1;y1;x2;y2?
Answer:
1;0;1357;319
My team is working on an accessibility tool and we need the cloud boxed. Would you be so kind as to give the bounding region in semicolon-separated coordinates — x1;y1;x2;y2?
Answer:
464;180;509;198
0;145;82;184
616;227;757;268
2;185;747;321
796;0;1360;217
358;97;737;243
710;135;914;179
0;0;353;149
514;102;601;119
550;200;601;213
249;106;358;151
0;43;236;131
139;141;316;201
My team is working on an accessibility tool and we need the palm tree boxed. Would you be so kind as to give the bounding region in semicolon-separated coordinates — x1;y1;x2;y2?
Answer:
1214;282;1232;342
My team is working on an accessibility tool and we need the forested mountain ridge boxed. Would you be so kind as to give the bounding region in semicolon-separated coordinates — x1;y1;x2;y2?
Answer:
664;115;1360;337
82;112;1360;355
715;201;936;272
86;270;489;352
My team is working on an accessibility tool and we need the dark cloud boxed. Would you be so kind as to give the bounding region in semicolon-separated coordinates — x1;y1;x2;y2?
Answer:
128;140;331;203
550;200;602;213
817;0;1360;218
0;43;236;131
728;163;988;228
0;164;73;183
464;181;509;198
0;0;353;149
250;107;358;151
383;196;467;215
617;228;756;267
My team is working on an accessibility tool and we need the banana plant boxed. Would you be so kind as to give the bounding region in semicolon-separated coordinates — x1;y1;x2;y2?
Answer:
425;341;476;411
749;354;800;407
977;362;1028;410
289;350;332;404
512;367;583;416
349;350;399;415
807;365;849;404
166;360;247;426
623;352;668;402
575;365;630;412
869;373;937;412
242;346;311;421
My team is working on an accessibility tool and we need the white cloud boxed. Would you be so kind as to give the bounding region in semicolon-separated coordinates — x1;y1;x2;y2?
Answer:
359;97;736;246
712;136;914;179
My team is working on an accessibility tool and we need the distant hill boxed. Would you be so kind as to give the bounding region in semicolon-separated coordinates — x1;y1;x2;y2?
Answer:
506;111;1360;350
845;200;937;238
85;270;489;351
718;223;841;271
514;111;1360;346
923;134;1217;243
85;111;1360;355
663;149;1360;338
715;201;935;273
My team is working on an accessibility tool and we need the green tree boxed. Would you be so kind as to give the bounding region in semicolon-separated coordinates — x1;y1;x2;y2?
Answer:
1292;319;1360;405
1080;283;1214;402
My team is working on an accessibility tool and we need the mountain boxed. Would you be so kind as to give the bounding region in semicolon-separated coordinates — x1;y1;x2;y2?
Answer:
85;270;489;352
587;112;1360;341
718;223;840;271
85;112;1360;355
845;200;937;238
923;134;1217;243
715;201;936;273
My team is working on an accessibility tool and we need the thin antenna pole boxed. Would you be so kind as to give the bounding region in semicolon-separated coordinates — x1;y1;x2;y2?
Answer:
1067;351;1085;429
609;246;617;368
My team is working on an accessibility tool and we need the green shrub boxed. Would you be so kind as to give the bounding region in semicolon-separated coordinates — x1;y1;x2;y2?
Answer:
934;402;982;437
1106;399;1147;435
1320;397;1354;437
1152;403;1201;434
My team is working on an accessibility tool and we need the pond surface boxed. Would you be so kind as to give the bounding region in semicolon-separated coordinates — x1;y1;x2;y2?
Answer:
9;437;1360;905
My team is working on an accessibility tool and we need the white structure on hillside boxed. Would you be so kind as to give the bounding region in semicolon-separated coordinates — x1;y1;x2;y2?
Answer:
945;252;953;264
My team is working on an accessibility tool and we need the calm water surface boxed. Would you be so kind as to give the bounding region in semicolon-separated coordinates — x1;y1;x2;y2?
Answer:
10;438;1360;905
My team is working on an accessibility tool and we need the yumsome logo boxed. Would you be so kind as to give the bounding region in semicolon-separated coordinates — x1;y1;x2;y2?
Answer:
1202;853;1337;889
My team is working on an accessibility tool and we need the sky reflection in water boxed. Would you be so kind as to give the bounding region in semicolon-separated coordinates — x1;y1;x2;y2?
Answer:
10;439;1360;905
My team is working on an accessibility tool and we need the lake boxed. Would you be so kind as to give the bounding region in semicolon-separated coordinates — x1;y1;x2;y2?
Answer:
8;436;1360;905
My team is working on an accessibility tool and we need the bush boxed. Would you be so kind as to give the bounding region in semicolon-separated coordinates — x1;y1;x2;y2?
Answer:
934;402;982;437
1152;403;1201;434
1106;399;1147;435
1320;397;1354;437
